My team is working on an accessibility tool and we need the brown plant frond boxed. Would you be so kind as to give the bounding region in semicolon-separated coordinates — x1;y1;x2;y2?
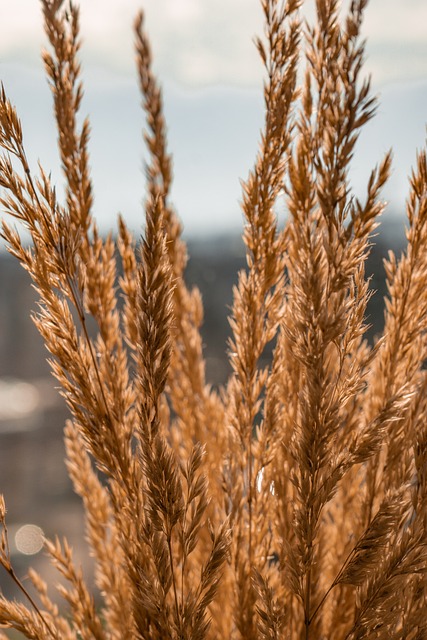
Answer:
362;148;427;530
280;1;392;636
134;13;227;534
226;0;301;634
41;0;93;240
45;537;106;640
253;569;286;640
0;0;426;638
64;421;135;638
0;598;58;640
27;569;76;639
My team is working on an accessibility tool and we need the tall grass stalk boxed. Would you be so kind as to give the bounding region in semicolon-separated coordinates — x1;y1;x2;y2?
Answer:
0;0;426;638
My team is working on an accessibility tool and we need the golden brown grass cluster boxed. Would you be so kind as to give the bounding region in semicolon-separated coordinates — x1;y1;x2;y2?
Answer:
1;0;427;637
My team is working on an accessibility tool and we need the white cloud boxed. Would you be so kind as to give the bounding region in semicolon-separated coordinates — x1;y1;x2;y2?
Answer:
0;0;426;239
363;0;427;86
1;1;426;89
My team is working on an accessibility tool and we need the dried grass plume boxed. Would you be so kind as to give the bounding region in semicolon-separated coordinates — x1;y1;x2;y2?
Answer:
0;0;427;638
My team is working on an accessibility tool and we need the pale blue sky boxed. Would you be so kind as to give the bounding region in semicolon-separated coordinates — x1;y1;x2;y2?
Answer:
0;1;426;237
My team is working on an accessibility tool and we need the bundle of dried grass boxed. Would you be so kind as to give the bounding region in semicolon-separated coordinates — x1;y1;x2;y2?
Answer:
0;0;426;638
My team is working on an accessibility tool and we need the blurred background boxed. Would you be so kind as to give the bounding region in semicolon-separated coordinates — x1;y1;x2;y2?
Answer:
0;0;424;614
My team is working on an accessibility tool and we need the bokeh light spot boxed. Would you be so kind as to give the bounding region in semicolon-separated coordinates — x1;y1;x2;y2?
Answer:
14;524;44;555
